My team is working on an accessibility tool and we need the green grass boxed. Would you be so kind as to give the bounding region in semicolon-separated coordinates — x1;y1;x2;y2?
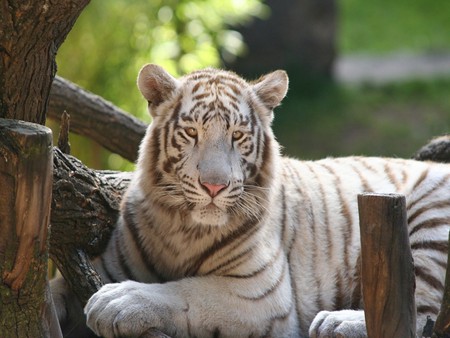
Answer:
340;0;450;54
271;0;450;160
273;78;450;160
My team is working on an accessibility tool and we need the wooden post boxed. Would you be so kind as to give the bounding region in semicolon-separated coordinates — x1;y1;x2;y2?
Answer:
0;119;62;337
432;231;450;337
358;193;416;338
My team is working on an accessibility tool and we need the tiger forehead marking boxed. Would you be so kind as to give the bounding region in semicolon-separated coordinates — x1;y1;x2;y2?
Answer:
179;70;250;129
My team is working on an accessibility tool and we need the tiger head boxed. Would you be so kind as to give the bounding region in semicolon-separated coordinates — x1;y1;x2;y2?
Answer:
136;64;288;227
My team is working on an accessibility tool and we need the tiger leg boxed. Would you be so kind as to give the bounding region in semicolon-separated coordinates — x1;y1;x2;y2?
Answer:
84;272;299;338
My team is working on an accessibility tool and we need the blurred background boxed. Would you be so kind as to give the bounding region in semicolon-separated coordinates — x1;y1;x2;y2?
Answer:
51;0;450;171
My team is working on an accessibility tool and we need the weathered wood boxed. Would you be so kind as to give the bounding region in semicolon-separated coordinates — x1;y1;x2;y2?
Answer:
358;193;416;338
50;148;171;337
0;119;61;338
50;148;131;305
0;0;90;124
57;111;71;155
432;231;450;337
48;76;147;162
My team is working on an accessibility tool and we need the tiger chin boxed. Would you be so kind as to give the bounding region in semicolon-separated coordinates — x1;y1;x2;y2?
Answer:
51;64;450;338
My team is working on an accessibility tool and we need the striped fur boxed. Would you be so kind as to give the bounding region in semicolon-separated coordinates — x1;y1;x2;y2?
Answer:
70;65;450;337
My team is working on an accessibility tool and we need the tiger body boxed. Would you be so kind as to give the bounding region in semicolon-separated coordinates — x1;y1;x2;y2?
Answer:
57;65;450;338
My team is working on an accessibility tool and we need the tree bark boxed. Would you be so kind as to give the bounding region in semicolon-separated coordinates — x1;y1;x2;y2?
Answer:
48;76;147;162
50;148;132;305
0;0;90;124
358;193;416;338
0;119;61;338
1;1;90;336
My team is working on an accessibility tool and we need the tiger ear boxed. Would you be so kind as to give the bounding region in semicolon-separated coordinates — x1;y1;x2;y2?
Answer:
137;64;179;112
252;70;289;110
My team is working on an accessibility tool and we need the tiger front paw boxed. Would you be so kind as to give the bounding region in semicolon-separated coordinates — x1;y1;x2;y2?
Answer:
84;281;186;338
309;310;367;338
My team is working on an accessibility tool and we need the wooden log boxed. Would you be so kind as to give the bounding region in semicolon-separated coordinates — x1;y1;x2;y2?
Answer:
358;193;416;338
0;119;62;337
49;76;147;162
432;231;450;337
50;148;171;337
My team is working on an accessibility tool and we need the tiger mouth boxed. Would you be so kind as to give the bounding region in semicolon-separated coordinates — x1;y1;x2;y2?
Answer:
205;203;217;210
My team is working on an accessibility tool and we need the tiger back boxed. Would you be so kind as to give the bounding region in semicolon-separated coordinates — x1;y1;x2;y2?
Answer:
54;64;450;338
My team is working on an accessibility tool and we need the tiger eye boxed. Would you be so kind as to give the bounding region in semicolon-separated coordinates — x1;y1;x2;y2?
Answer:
232;130;244;140
185;127;198;138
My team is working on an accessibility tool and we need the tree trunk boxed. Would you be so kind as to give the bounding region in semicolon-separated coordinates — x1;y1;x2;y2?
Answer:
0;0;90;336
0;0;90;124
229;0;337;80
0;119;61;338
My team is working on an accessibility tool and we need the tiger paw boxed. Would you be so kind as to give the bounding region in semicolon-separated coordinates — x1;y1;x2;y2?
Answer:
84;281;186;338
309;310;367;338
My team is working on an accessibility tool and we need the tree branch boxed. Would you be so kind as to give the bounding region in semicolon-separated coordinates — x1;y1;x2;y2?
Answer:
50;148;170;337
48;76;147;162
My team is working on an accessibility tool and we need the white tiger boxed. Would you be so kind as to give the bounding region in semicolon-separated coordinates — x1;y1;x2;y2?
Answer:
53;64;450;338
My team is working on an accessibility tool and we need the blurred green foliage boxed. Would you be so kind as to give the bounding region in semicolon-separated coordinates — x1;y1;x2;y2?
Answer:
54;0;450;170
57;0;267;121
55;0;267;170
340;0;450;54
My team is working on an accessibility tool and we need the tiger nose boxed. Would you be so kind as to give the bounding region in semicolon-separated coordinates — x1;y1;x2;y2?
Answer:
201;182;228;197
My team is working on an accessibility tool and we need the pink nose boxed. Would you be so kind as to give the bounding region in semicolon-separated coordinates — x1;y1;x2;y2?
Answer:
201;182;227;197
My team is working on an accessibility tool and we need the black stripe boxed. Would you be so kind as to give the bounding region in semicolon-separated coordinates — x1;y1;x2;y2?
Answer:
350;251;362;309
223;245;283;279
410;168;430;194
406;170;436;211
149;128;162;185
348;162;373;192
409;217;450;236
384;162;401;190
411;240;448;254
304;163;328;311
169;99;182;122
320;164;353;265
417;305;439;315
254;133;272;188
206;245;255;275
123;201;166;282
238;260;286;301
415;266;444;290
115;233;135;280
212;327;221;338
287;225;303;333
261;302;293;338
408;200;450;225
100;255;118;283
429;255;448;270
186;219;261;276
